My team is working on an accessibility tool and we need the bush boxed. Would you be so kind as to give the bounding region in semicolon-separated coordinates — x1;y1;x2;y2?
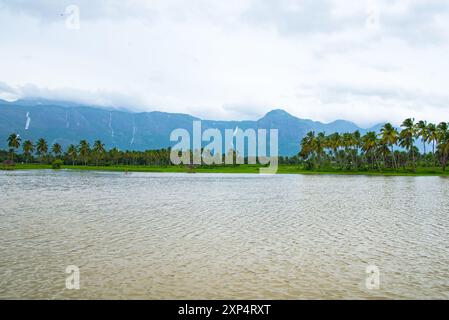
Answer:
52;159;64;169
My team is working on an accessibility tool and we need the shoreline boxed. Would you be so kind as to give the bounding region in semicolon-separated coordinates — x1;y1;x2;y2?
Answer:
3;164;449;177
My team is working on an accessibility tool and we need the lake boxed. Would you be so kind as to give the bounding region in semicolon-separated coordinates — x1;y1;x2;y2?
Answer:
0;170;448;299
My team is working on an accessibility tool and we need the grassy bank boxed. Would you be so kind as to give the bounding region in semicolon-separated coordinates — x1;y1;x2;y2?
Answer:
3;163;449;176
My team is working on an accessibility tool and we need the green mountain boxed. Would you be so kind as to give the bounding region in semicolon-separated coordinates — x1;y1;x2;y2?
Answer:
0;99;382;156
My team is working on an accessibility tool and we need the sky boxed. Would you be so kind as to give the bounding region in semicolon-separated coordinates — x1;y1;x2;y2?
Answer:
0;0;448;127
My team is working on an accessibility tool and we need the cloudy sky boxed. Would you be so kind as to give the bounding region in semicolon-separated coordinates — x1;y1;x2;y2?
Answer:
0;0;448;126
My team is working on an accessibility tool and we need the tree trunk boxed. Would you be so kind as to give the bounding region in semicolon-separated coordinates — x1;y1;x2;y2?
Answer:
391;145;397;171
374;154;381;172
433;141;436;168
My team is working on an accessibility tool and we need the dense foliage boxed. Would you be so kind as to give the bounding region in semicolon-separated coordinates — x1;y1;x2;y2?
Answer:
2;118;448;172
1;136;300;167
2;137;173;166
300;119;449;172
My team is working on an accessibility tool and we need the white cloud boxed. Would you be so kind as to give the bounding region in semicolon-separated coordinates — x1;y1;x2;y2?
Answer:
0;0;448;126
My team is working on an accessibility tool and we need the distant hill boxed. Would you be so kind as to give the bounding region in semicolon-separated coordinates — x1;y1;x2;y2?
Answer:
0;99;383;156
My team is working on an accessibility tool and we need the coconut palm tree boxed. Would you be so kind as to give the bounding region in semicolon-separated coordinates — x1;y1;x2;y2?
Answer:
36;138;48;163
315;132;326;169
342;132;355;169
66;144;77;165
7;133;21;161
51;143;62;159
427;123;438;167
92;140;105;166
109;147;121;165
437;127;449;171
437;122;448;134
362;131;381;170
78;140;90;166
327;132;342;169
352;130;362;169
437;122;448;170
416;120;429;155
399;118;416;170
300;131;316;166
22;140;34;163
380;123;399;170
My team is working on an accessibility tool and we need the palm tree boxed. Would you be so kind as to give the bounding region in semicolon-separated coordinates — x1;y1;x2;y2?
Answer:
427;123;438;167
416;120;429;155
315;132;326;169
78;140;90;166
352;130;362;169
437;127;449;171
7;133;21;161
22;140;34;163
342;132;355;169
437;122;448;170
300;131;316;167
92;140;105;166
66;144;77;166
51;143;62;158
327;132;342;169
36;138;48;163
437;122;448;135
380;123;399;170
399;118;416;170
109;147;121;165
362;131;381;170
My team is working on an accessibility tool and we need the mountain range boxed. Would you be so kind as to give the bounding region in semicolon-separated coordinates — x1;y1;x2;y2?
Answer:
0;99;384;156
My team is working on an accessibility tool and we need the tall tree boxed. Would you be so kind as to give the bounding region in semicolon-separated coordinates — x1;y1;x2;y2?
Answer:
416;120;429;155
437;126;449;171
399;118;416;170
36;138;48;164
437;122;449;171
92;140;105;166
380;123;399;170
109;147;122;166
342;132;356;169
352;131;362;169
300;131;316;168
362;131;381;170
427;123;438;167
78;140;90;166
327;132;342;169
51;143;62;158
66;144;77;166
7;133;21;161
315;132;326;169
22;140;34;163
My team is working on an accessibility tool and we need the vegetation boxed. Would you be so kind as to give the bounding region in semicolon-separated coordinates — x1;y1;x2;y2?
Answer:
7;133;21;161
300;119;449;173
51;159;64;169
1;118;449;176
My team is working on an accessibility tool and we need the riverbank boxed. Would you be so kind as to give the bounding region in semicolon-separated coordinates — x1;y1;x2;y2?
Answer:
3;163;449;176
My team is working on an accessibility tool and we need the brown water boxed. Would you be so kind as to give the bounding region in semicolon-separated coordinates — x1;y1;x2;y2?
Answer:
0;170;448;299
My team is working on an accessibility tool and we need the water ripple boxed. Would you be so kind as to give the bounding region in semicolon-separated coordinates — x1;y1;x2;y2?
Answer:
1;171;448;299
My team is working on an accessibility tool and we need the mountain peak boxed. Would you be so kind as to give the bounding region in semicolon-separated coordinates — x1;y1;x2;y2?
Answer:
263;109;294;118
0;100;385;156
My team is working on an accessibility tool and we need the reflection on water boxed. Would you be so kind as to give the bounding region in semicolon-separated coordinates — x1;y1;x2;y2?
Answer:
0;170;448;299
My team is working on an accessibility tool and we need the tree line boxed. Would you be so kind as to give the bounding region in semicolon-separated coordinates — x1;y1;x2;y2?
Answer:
2;136;300;167
3;118;449;171
300;119;449;172
2;136;172;166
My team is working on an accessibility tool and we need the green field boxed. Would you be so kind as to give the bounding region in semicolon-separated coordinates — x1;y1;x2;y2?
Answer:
3;163;449;176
